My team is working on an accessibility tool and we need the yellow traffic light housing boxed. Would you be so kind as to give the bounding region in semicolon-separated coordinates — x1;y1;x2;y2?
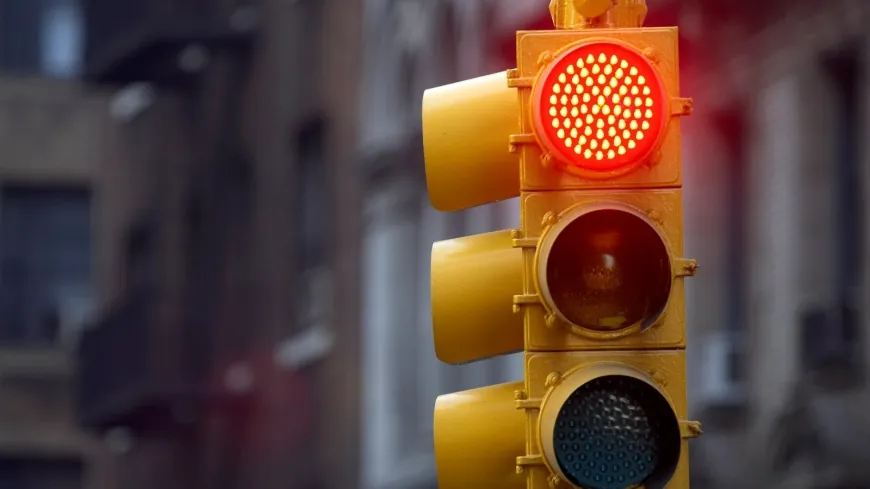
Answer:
424;1;701;488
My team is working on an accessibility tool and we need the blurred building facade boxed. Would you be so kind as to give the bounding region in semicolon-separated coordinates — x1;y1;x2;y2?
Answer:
0;1;109;488
76;1;362;489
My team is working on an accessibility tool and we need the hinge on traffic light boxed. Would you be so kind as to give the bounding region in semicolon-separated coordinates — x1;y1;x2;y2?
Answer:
509;134;537;153
674;258;699;277
513;294;542;314
670;97;694;116
511;229;539;249
515;455;545;474
680;420;703;439
506;69;533;88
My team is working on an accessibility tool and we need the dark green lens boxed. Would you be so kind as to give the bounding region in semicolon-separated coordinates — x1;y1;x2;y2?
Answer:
552;375;680;489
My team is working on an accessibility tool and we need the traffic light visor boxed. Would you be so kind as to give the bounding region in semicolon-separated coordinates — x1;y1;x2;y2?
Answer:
539;365;681;489
537;204;672;336
532;41;667;172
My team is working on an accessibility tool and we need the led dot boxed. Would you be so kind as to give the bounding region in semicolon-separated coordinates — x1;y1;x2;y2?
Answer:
607;115;616;125
637;132;644;140
575;118;583;127
557;129;565;138
645;109;653;118
618;146;626;155
630;120;638;130
586;54;595;63
553;84;561;94
576;59;585;68
559;74;567;83
612;95;621;104
574;145;582;154
570;95;579;105
581;68;590;78
563;118;571;128
561;95;568;104
583;93;592;103
604;64;613;75
571;107;579;117
603;86;613;96
608;127;617;137
567;65;575;74
628;140;637;149
580;136;587;145
597;95;605;106
624;98;632;107
592;86;601;96
597;74;606;84
614;106;623;116
602;140;611;150
585;127;593;136
596;151;604;160
596;119;605;129
550;95;558;104
620;60;628;68
565;85;573;94
615;68;624;78
602;105;611;115
634;109;642;118
623;130;631;139
552;119;560;128
642;121;650;130
631;86;639;95
610;55;618;64
584;149;593;158
625;77;633;85
576;84;584;93
645;98;653;107
581;105;589;114
565;138;573;147
592;64;601;74
643;86;651;95
596;129;605;139
586;114;594;124
549;107;558;117
590;140;598;149
592;105;600;114
586;77;594;87
619;86;628;96
634;97;643;106
572;74;580;85
614;136;622;146
618;119;626;129
622;110;631;119
629;66;638;75
598;53;607;63
608;150;616;158
638;75;646;85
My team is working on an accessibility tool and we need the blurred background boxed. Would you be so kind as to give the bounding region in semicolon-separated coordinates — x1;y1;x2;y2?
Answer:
0;0;868;488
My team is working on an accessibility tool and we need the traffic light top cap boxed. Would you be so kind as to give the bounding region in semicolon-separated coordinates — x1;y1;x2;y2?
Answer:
550;0;648;29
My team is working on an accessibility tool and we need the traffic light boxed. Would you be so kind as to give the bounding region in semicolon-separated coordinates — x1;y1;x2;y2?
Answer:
423;1;701;488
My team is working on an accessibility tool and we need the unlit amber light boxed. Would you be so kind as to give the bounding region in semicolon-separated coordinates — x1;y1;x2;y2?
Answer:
536;43;665;171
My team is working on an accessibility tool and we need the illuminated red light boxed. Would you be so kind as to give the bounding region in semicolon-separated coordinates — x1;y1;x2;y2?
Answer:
533;41;667;172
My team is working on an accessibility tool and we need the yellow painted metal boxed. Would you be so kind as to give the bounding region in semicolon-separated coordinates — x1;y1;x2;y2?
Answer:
422;72;520;212
434;381;526;489
431;230;523;364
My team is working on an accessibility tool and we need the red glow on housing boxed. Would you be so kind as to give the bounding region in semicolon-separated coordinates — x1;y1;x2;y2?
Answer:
533;42;667;172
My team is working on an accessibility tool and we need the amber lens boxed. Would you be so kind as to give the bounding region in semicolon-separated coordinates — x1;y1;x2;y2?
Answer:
545;209;671;331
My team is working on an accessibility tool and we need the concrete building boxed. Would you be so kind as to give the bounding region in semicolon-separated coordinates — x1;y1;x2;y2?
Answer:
0;1;110;487
76;1;363;489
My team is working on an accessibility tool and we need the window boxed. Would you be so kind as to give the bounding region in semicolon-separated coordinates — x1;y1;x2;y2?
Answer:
0;456;83;489
0;186;91;347
295;117;329;270
0;0;83;77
